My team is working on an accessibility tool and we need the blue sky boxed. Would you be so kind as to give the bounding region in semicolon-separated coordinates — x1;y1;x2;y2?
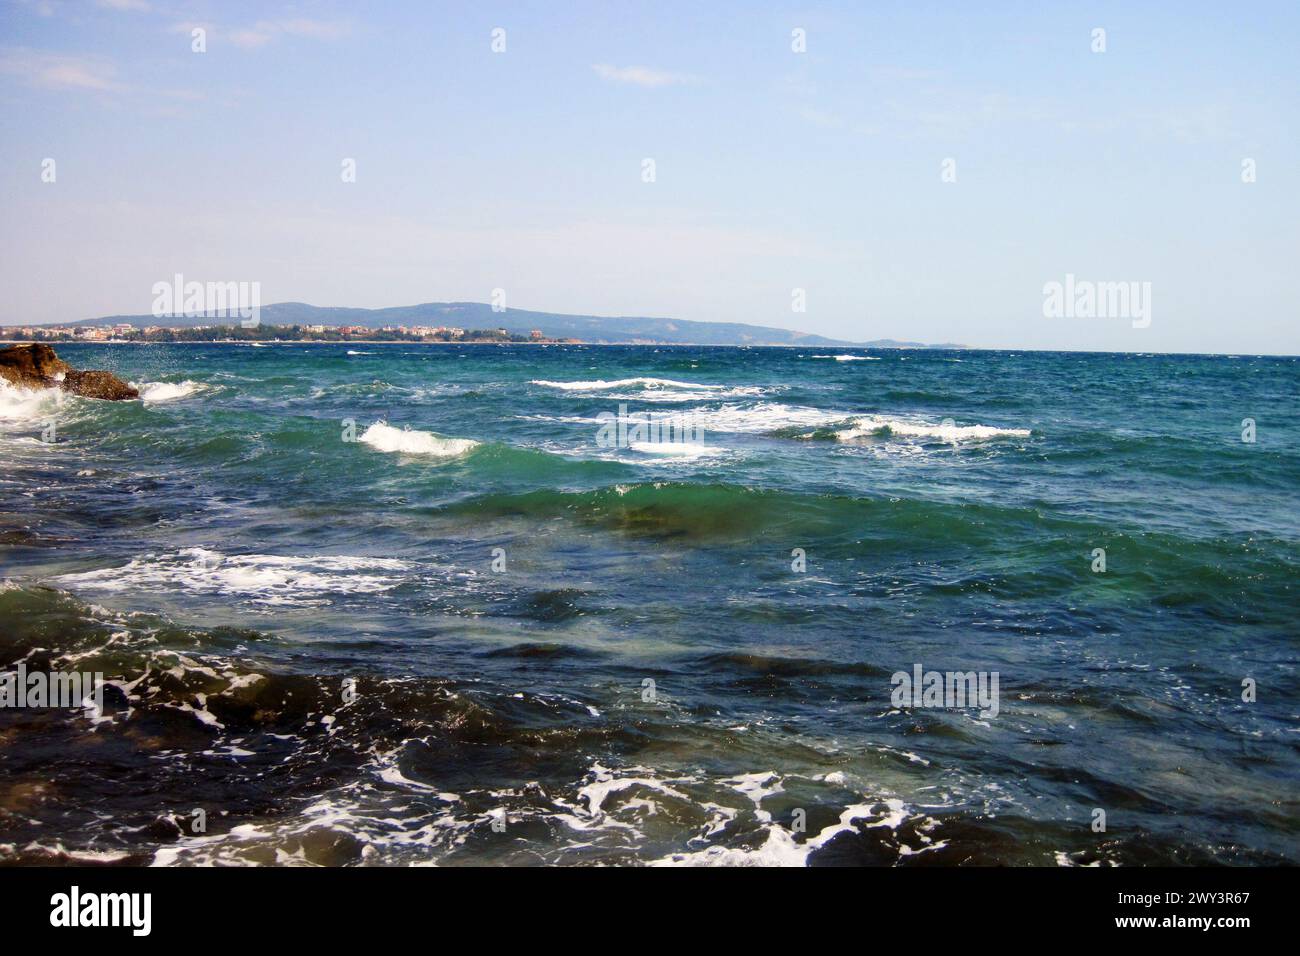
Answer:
0;0;1296;352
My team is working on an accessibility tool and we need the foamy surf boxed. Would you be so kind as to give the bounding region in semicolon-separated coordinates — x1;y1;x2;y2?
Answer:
833;416;1031;443
532;377;725;392
530;402;848;434
55;547;412;606
533;377;770;402
0;380;63;421
693;402;850;433
132;380;204;403
358;421;479;457
629;440;725;458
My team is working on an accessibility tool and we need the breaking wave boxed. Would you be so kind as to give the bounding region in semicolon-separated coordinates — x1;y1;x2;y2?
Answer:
132;380;205;403
55;548;412;607
358;421;479;457
831;416;1032;443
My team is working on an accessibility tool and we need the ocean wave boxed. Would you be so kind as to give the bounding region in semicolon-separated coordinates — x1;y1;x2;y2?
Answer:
532;377;725;392
612;388;769;402
3;581;1285;866
358;421;479;457
649;796;917;867
55;547;412;606
832;416;1031;443
441;481;859;538
0;380;63;421
132;380;205;403
309;380;407;399
436;480;1068;545
629;440;725;458
531;376;769;400
527;402;844;434
693;402;850;433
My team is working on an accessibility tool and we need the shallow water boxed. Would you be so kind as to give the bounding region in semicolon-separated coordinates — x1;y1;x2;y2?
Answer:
1;343;1296;865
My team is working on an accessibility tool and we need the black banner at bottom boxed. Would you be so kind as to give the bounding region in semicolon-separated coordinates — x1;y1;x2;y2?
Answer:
0;865;1287;941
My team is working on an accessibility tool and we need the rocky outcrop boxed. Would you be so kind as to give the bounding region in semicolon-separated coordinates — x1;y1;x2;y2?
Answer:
61;369;140;400
0;342;70;385
0;344;139;400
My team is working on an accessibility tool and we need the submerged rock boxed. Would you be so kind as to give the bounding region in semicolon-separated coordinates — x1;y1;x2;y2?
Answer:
0;343;138;400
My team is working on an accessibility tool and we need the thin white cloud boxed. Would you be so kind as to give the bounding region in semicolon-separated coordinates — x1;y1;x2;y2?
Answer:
871;66;942;82
12;0;59;16
225;19;350;49
799;108;844;129
592;64;697;88
0;49;120;91
228;27;275;49
95;0;151;11
0;47;205;104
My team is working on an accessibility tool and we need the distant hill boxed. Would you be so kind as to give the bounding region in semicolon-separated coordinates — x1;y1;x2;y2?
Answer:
65;301;961;348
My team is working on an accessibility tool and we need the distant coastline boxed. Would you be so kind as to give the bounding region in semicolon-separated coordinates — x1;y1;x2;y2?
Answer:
1;324;571;347
4;300;966;349
0;322;960;349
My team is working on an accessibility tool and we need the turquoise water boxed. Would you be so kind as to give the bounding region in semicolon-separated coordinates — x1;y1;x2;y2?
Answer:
1;342;1296;865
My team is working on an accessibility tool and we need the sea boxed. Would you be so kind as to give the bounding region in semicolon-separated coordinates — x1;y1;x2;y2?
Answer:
1;342;1296;866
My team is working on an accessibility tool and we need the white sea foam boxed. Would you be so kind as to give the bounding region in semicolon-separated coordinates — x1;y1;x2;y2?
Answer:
833;416;1031;443
621;388;768;402
648;786;917;867
577;764;691;817
532;377;723;392
132;380;204;403
346;350;374;356
358;422;479;457
694;402;849;433
532;377;768;401
529;402;845;434
56;548;412;607
629;441;725;458
810;354;879;361
0;381;62;421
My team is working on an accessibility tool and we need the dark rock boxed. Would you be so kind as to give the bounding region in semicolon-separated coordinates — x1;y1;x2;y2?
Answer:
0;344;138;400
61;368;139;400
0;342;71;388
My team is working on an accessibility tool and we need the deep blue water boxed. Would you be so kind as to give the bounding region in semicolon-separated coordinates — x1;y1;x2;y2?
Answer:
1;342;1296;865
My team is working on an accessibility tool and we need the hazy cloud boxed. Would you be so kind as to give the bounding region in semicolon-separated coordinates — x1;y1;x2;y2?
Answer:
592;64;697;88
0;49;120;91
165;17;349;50
229;19;350;49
